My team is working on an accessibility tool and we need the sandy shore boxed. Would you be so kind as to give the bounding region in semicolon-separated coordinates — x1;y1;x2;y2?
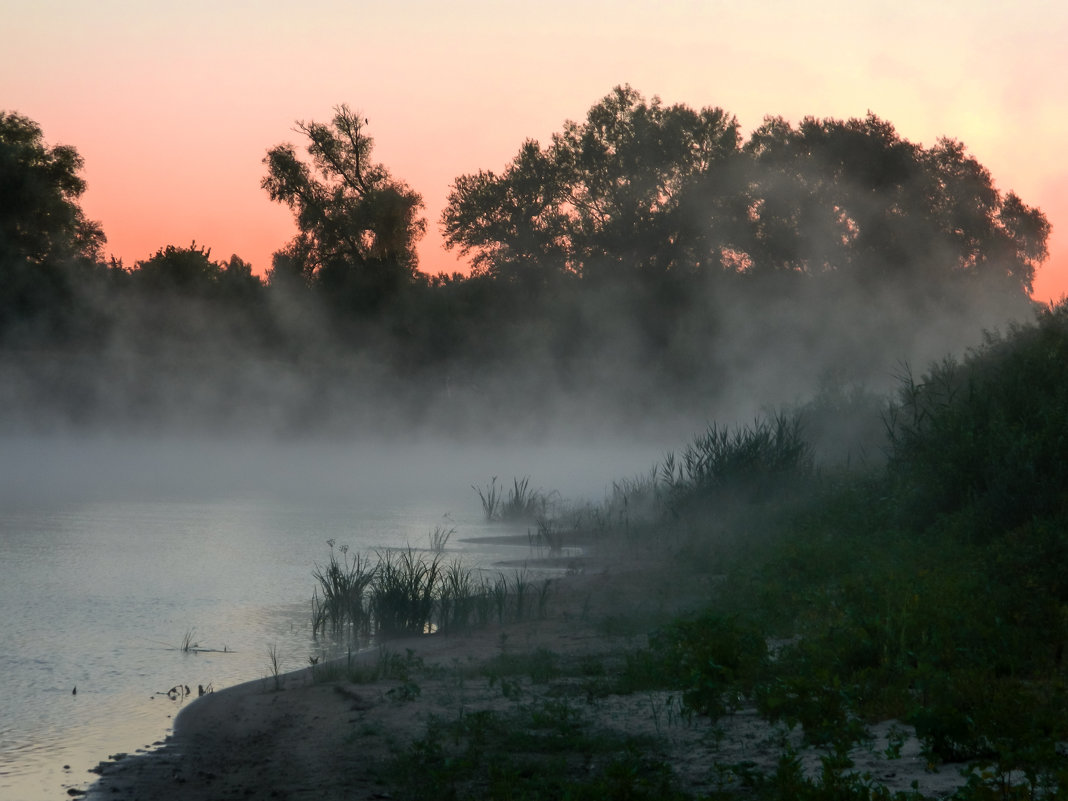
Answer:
81;567;970;800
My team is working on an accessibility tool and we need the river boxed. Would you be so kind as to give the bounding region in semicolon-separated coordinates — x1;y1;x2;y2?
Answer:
0;433;664;800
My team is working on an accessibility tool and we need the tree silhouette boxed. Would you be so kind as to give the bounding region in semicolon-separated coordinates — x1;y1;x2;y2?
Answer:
0;111;106;338
443;86;743;284
444;90;1048;296
131;242;223;294
738;113;1049;291
262;106;425;313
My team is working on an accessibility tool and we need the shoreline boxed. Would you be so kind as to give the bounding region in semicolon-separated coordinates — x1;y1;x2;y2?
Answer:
82;564;972;800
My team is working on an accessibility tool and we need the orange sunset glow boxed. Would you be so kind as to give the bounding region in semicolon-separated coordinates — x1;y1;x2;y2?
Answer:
4;1;1066;300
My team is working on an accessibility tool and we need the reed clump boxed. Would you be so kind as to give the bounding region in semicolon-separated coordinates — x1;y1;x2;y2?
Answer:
473;476;557;522
311;541;375;638
311;542;551;644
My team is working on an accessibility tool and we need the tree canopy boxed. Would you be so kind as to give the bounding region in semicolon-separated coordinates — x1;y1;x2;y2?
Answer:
0;111;107;339
262;105;426;311
442;86;743;284
0;100;1052;433
0;111;105;267
443;86;1049;294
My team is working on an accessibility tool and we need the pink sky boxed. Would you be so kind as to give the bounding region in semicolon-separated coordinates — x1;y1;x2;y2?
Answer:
5;1;1067;301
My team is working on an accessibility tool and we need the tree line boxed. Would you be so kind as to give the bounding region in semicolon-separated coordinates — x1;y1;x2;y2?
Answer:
0;89;1049;434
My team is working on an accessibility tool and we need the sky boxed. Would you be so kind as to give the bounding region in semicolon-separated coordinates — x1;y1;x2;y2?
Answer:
4;0;1067;302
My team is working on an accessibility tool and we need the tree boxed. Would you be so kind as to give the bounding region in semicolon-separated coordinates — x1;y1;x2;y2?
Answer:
443;91;1047;297
131;242;223;294
0;111;105;266
442;86;743;284
0;111;106;338
262;106;425;312
739;113;1049;292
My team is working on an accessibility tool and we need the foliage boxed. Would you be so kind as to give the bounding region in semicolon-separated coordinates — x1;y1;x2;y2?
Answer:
443;85;743;284
443;86;1047;293
262;104;426;311
661;413;815;508
390;701;687;801
0;111;105;267
885;302;1068;536
311;541;375;638
0;110;106;340
649;612;767;719
575;307;1068;794
0;103;1046;435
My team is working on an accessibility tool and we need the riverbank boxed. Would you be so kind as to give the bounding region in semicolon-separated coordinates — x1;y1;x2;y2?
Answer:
81;559;969;800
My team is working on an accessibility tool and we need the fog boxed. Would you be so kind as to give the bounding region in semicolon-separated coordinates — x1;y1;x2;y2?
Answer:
0;431;680;515
1;97;1047;497
0;267;1036;510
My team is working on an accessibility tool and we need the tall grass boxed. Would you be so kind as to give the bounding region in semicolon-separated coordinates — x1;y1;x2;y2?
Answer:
311;541;375;638
657;412;814;513
312;543;550;641
472;476;502;521
473;476;556;522
371;548;444;636
427;524;454;554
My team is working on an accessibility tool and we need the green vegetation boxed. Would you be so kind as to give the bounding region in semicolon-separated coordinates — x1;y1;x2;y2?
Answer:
615;303;1068;797
390;700;688;801
311;543;550;645
0;95;1046;435
473;476;555;522
356;304;1068;799
6;91;1066;797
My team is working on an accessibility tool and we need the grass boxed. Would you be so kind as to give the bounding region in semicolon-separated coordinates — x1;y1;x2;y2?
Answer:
311;644;427;685
371;547;444;636
472;476;502;521
473;476;557;522
428;524;455;554
266;643;282;691
389;699;687;801
311;541;375;639
310;545;554;644
304;302;1068;799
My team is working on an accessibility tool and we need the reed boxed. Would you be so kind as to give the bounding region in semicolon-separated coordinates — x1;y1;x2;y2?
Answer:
474;475;557;522
266;643;282;691
311;544;546;645
531;516;565;555
489;573;509;623
437;560;475;633
501;476;555;521
371;547;444;636
311;542;375;639
428;524;455;554
472;477;502;521
509;569;530;622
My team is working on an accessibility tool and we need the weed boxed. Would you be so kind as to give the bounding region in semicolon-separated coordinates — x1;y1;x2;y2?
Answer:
428;524;455;554
371;547;443;636
389;699;685;800
472;476;502;521
311;541;375;640
266;643;282;691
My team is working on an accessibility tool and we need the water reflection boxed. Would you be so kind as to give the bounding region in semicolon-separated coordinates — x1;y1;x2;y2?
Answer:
0;496;546;800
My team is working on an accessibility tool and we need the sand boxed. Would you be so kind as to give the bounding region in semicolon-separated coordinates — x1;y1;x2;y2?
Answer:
80;567;971;800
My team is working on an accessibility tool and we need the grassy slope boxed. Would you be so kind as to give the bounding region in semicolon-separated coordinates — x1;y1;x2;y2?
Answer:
354;302;1068;800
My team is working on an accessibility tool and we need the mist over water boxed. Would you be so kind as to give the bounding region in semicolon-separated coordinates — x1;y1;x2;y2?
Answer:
0;430;686;800
0;277;1040;801
1;93;1054;799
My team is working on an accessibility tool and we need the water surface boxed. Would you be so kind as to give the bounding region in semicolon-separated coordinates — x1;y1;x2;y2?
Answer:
0;434;660;799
